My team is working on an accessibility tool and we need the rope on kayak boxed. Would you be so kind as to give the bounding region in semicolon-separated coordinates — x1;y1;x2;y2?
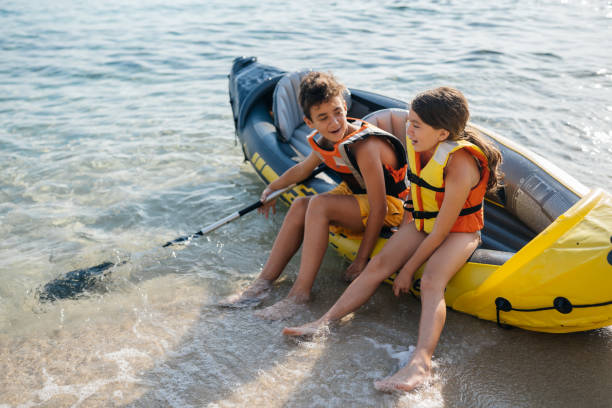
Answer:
494;237;612;329
494;296;612;329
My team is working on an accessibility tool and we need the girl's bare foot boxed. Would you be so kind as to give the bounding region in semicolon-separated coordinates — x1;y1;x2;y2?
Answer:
218;279;272;308
374;358;431;393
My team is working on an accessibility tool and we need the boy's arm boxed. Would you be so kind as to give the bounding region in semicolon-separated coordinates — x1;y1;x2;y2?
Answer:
402;190;413;225
258;152;322;218
264;152;321;194
345;140;388;279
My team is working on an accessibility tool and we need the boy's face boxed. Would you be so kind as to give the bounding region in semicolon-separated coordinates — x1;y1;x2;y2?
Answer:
304;96;348;143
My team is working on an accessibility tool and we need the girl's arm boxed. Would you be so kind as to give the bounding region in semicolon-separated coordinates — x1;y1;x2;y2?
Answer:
392;149;480;295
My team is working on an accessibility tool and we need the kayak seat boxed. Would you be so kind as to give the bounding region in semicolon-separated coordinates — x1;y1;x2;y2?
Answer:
272;71;352;158
290;122;315;159
273;71;310;143
362;108;409;148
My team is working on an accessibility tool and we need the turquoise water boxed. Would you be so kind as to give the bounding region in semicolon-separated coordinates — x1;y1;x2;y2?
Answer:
1;1;611;406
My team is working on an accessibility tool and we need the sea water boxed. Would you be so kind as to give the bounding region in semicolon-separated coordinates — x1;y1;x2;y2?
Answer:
1;0;611;406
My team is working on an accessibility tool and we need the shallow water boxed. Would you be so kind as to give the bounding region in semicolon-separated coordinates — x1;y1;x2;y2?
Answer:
1;0;611;407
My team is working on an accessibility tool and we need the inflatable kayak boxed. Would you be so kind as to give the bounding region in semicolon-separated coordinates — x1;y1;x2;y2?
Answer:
228;56;612;333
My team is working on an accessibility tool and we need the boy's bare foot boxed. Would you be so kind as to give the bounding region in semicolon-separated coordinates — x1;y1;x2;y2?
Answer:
373;358;431;393
253;297;307;320
282;320;328;337
218;279;272;308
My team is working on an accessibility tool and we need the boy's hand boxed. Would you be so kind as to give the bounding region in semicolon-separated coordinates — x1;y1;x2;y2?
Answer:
392;269;414;297
258;187;277;218
343;257;368;282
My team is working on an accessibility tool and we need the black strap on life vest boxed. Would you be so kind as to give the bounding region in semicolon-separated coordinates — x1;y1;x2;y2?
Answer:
403;200;414;212
407;170;445;193
411;202;483;220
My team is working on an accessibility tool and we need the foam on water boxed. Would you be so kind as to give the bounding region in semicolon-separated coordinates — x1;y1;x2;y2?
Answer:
365;337;416;367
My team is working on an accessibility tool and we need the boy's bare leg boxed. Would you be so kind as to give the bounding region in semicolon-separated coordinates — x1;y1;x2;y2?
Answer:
283;223;425;332
218;197;311;308
255;194;364;320
374;232;479;393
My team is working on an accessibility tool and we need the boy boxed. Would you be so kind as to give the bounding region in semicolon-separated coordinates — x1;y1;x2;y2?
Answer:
220;71;409;320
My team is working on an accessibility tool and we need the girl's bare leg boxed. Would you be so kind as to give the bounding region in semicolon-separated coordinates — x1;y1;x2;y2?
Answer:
218;197;311;307
374;231;479;393
283;222;426;334
255;194;364;319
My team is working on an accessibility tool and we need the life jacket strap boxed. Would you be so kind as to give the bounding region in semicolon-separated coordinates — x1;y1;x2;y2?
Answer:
407;171;445;193
403;199;414;213
412;203;483;220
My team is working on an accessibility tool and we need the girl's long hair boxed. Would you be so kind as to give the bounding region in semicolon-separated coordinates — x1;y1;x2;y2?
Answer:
411;87;503;192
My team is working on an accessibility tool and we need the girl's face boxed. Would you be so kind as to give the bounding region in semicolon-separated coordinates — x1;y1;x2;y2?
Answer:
406;110;449;154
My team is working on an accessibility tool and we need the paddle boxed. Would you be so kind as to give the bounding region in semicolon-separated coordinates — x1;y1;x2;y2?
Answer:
161;183;306;247
38;166;325;301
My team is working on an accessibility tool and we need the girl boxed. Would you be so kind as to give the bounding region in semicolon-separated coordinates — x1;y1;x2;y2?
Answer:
283;87;503;392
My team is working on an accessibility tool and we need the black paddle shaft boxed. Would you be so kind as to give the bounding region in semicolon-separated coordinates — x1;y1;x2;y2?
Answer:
162;165;325;247
160;200;264;247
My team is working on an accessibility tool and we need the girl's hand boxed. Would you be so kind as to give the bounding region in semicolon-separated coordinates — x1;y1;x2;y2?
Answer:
343;257;368;282
392;269;414;297
258;187;277;218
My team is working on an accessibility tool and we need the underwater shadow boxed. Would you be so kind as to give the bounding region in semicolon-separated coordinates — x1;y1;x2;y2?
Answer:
123;251;436;407
275;283;450;408
123;280;306;407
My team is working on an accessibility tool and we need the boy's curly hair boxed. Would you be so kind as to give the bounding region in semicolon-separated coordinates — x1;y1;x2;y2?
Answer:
299;71;346;120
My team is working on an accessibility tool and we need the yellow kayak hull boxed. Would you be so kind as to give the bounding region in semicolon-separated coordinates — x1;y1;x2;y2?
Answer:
327;188;612;333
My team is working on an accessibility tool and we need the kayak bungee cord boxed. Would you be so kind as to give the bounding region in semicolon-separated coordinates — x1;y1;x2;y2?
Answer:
495;241;612;329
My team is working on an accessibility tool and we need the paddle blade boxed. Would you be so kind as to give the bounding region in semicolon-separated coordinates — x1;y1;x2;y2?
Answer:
38;261;122;302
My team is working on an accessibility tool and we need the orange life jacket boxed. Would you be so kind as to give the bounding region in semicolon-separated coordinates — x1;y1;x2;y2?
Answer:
308;119;409;199
406;139;489;233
